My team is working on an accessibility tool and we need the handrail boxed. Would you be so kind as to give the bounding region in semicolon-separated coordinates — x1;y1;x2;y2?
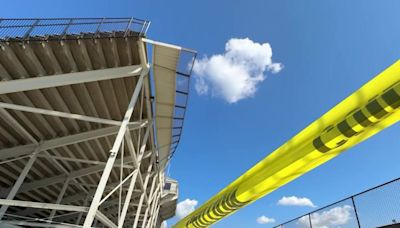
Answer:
0;17;150;41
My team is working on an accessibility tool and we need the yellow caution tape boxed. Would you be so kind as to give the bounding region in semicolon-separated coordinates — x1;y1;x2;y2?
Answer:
173;60;400;228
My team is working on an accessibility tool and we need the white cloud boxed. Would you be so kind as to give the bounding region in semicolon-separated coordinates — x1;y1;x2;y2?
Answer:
176;199;198;219
268;63;284;74
277;196;316;208
298;205;353;228
257;215;276;224
193;38;283;103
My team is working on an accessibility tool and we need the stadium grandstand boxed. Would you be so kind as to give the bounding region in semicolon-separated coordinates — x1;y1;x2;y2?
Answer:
0;17;196;227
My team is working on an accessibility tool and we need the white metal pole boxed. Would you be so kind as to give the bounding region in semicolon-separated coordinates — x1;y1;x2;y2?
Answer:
118;140;124;221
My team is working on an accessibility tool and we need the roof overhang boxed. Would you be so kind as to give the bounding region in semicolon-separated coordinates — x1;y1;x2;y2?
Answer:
143;38;196;169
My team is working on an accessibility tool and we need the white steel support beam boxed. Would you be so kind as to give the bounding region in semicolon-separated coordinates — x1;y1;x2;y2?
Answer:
43;151;89;196
0;123;147;161
0;199;87;212
51;212;82;224
146;189;161;228
17;190;95;218
48;178;70;221
142;38;182;51
95;211;117;228
0;102;125;126
83;39;150;227
38;154;135;169
0;222;23;228
142;49;162;228
0;65;142;94
124;131;140;167
124;126;151;209
1;151;149;196
141;173;159;228
117;125;150;227
0;108;37;143
149;174;163;228
0;146;40;219
149;197;161;228
99;170;138;205
0;106;91;200
18;161;118;193
118;140;124;222
2;221;74;228
117;168;139;228
133;194;146;228
0;108;89;219
75;194;91;225
133;148;154;228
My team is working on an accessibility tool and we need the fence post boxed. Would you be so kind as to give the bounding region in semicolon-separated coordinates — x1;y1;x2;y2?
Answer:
124;17;133;37
23;19;40;40
95;17;105;37
351;196;361;228
61;19;73;38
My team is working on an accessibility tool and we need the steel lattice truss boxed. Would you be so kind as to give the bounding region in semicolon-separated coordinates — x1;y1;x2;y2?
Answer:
0;18;195;228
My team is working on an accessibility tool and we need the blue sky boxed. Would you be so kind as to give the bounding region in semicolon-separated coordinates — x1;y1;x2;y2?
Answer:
3;0;400;227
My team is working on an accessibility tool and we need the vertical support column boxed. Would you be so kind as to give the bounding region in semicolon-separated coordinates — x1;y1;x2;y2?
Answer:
0;146;40;219
83;39;150;228
48;178;70;221
118;140;124;221
308;213;312;228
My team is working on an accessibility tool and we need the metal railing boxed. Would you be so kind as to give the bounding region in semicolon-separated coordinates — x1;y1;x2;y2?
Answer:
167;48;197;161
0;17;150;41
275;177;400;228
152;47;197;164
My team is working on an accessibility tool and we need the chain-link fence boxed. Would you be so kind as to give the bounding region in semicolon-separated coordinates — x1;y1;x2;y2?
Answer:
275;178;400;228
